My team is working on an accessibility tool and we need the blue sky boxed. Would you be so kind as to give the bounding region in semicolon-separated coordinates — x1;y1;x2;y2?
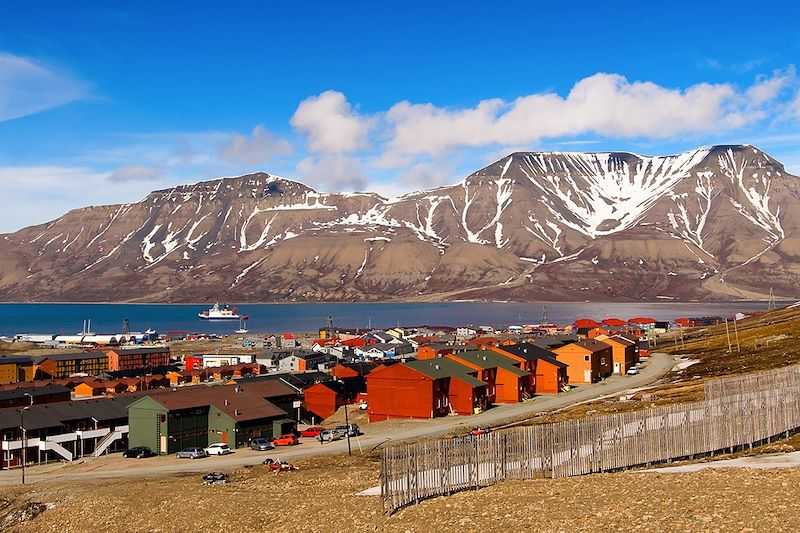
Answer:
1;1;800;232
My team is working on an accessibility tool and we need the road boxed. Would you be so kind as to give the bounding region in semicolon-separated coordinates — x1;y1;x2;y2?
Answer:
0;352;676;486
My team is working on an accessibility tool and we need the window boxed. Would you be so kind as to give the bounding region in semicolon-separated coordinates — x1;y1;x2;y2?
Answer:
584;355;590;362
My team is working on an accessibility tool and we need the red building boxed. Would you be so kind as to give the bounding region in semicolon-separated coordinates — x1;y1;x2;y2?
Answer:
303;381;347;421
366;359;487;421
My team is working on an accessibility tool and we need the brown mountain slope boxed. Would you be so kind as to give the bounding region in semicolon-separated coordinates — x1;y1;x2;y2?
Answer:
1;144;799;302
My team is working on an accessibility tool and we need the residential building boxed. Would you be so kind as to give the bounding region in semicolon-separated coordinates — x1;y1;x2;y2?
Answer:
366;364;450;421
445;350;532;403
106;346;171;373
33;352;109;379
595;335;638;375
490;343;568;394
405;358;488;416
552;339;613;384
0;356;35;384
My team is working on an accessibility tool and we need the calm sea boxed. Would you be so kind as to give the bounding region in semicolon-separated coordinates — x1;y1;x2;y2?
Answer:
0;301;781;337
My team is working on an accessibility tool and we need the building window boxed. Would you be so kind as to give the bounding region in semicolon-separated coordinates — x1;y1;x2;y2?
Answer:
584;355;590;362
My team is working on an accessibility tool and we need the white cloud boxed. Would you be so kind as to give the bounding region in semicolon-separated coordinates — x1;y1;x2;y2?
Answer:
0;52;91;122
108;164;164;182
746;67;795;105
290;90;372;153
791;92;800;119
219;124;293;165
296;155;369;191
380;71;799;158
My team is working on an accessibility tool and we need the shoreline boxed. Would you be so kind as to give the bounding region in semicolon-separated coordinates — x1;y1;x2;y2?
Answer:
0;298;790;305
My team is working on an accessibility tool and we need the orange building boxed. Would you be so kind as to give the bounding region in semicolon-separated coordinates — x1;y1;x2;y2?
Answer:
106;347;171;372
490;344;568;394
446;350;532;403
0;357;36;384
552;339;612;384
465;337;500;349
595;335;638;375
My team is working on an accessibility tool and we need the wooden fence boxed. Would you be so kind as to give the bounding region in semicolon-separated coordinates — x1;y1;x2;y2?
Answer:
704;364;800;400
381;368;800;514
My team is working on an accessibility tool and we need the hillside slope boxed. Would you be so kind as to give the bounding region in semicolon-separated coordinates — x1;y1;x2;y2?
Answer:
1;144;799;302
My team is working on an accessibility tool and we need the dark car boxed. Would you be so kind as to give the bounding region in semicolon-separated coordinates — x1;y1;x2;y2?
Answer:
250;438;275;451
123;446;154;459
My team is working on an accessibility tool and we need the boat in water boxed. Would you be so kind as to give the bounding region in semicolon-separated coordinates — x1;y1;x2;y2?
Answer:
198;303;248;320
234;317;249;334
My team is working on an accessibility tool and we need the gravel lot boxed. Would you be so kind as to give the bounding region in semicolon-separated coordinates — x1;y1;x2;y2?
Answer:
3;453;800;532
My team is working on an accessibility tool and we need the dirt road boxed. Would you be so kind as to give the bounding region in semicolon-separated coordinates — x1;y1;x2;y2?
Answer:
0;352;675;485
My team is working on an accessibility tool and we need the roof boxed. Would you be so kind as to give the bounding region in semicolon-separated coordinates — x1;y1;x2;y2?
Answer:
533;334;579;349
628;317;657;324
34;352;108;362
495;344;567;368
559;339;612;353
603;335;636;347
0;384;71;402
601;318;628;327
0;356;36;364
0;394;140;431
107;347;170;355
450;350;530;376
135;384;289;422
404;359;486;388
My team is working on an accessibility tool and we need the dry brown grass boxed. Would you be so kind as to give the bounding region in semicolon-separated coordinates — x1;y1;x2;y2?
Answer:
3;452;800;532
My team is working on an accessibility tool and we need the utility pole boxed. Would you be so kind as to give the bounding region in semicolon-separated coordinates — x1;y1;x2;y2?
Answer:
19;392;33;484
733;317;741;353
343;403;352;456
724;319;732;353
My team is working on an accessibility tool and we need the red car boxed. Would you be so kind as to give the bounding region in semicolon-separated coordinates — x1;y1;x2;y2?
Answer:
470;427;493;436
300;425;325;438
272;433;300;446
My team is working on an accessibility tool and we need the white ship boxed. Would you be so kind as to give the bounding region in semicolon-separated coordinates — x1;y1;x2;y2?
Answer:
198;303;248;320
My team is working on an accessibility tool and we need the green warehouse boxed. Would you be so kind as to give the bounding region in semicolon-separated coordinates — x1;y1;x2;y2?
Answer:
127;382;295;454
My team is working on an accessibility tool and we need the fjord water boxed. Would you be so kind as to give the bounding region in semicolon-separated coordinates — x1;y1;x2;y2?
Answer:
0;301;779;337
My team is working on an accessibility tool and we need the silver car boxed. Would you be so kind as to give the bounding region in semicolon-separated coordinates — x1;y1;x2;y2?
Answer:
176;447;208;459
318;429;343;443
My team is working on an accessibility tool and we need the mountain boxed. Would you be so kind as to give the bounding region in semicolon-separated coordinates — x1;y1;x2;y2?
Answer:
2;144;800;303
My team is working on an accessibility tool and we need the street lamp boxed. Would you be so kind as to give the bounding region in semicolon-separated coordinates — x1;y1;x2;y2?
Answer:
19;392;33;485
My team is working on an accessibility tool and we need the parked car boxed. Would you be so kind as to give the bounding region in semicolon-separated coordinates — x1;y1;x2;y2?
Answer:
627;367;640;375
300;425;325;438
123;446;154;459
335;423;360;437
272;433;300;446
318;429;342;443
176;447;208;459
205;443;233;455
250;438;275;451
470;426;492;436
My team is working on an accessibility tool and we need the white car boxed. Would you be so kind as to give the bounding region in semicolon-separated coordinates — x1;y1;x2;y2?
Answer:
626;367;640;375
204;443;232;455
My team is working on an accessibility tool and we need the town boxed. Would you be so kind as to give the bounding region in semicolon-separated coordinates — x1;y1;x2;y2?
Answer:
0;314;727;469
